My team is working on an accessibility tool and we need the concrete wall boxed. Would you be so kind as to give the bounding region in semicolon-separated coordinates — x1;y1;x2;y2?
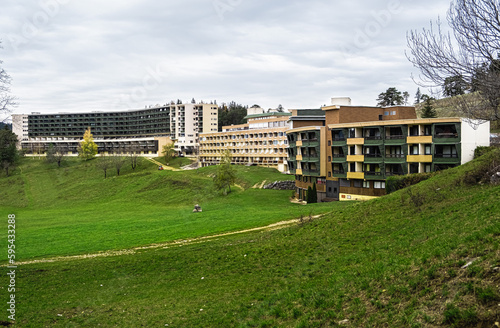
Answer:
460;120;491;164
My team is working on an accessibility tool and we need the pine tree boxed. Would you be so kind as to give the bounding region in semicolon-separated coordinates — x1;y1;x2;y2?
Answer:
311;182;318;203
306;186;313;203
78;127;98;160
415;88;422;104
421;95;438;118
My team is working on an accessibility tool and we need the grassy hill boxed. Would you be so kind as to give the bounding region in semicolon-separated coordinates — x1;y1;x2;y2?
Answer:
1;150;499;327
415;95;499;132
0;157;336;260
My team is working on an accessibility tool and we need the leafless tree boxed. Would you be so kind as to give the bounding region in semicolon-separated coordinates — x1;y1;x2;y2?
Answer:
97;153;112;179
128;145;140;170
112;153;126;176
406;0;500;123
0;41;17;122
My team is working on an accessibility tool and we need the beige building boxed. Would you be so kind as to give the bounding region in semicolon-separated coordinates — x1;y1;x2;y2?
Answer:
199;108;292;172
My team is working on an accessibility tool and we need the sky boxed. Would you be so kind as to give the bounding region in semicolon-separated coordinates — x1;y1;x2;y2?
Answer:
1;0;452;118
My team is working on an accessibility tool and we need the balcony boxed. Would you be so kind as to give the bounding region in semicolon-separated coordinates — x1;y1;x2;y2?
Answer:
346;155;364;162
364;171;383;179
347;172;365;180
384;153;405;163
347;138;364;145
407;135;432;144
407;154;433;163
434;153;458;158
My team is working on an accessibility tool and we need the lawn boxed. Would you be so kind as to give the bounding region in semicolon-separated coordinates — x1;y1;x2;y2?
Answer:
0;157;339;260
1;149;499;327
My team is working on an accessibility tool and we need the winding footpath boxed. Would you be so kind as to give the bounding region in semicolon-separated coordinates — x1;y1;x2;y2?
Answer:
10;215;323;266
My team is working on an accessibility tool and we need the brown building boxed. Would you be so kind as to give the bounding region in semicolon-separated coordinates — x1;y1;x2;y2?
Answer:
288;98;490;202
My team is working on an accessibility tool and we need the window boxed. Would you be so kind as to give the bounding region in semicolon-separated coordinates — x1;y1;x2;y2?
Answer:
425;144;432;155
391;111;396;115
353;180;362;188
328;172;331;177
340;179;350;187
384;111;389;116
374;181;386;189
363;181;370;188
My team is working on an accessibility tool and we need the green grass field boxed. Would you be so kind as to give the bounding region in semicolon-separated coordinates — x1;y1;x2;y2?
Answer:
0;157;337;260
1;150;499;327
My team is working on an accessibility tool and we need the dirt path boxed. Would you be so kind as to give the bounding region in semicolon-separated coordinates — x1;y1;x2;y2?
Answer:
11;215;324;266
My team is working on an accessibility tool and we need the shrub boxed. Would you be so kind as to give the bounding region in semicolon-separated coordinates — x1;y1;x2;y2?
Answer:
386;173;435;194
473;146;494;159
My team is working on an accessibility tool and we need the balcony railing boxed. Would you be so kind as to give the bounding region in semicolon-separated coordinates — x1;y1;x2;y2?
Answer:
386;135;405;140
364;171;382;176
434;133;458;138
333;137;346;141
332;170;345;174
333;154;345;158
364;153;382;158
385;154;405;158
434;153;458;158
386;171;404;176
365;136;382;140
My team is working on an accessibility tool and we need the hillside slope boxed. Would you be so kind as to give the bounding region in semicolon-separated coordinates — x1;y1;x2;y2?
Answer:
4;149;499;327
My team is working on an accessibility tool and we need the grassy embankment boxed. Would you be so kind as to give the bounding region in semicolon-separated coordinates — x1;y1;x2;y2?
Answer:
1;150;499;327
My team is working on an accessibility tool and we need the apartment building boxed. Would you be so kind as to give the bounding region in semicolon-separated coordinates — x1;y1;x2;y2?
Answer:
199;108;292;172
11;102;218;157
288;98;490;202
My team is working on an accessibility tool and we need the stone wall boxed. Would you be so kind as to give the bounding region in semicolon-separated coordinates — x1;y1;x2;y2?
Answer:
263;180;296;190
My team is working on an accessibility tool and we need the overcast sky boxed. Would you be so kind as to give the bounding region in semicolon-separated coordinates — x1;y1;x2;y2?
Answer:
1;0;452;117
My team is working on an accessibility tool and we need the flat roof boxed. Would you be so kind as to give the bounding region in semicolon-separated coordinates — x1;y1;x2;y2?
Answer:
327;117;462;129
244;112;292;119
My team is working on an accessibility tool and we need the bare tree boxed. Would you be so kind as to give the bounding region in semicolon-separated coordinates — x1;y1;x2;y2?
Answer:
0;41;17;122
128;145;140;170
97;153;112;179
112;153;126;176
406;0;500;123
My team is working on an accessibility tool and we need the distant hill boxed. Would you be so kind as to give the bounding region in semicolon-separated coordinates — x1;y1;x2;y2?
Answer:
415;94;499;131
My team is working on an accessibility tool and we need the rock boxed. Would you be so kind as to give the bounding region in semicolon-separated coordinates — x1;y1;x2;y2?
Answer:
338;319;349;325
262;180;295;190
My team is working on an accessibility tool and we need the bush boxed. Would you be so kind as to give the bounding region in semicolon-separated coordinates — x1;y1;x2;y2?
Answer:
473;146;495;159
386;173;435;194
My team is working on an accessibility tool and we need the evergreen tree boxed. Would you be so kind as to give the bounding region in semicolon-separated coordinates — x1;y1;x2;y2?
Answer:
376;87;405;107
0;126;18;176
415;88;422;104
306;186;313;203
421;95;438;118
311;182;318;203
443;75;467;97
218;101;248;131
